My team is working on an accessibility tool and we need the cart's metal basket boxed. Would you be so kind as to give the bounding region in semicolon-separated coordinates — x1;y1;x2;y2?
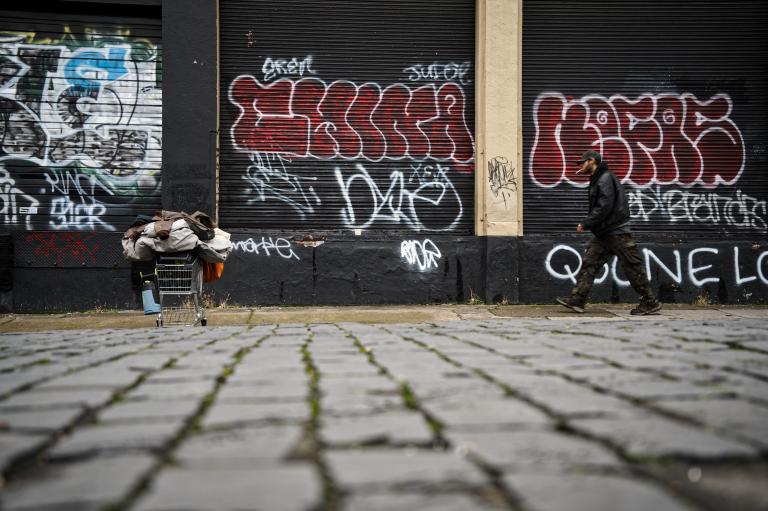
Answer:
156;251;202;295
155;251;206;327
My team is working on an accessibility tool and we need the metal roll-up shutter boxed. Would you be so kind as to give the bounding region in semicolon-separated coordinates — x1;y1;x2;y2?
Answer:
0;3;162;233
522;0;768;238
219;0;475;234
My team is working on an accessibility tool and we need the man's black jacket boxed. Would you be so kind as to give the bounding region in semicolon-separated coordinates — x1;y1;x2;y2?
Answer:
582;162;630;237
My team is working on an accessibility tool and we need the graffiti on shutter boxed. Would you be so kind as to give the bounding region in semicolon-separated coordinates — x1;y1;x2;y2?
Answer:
0;26;161;232
225;58;474;232
528;91;766;234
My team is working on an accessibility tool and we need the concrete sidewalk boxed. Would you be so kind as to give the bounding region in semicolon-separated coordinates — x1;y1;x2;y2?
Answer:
1;304;767;332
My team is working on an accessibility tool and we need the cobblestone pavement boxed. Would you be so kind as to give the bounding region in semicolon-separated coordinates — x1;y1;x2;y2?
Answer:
1;318;767;510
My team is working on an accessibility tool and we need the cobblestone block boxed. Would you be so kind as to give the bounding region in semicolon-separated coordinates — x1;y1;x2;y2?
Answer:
1;454;155;510
427;395;551;429
571;416;757;458
98;398;201;423
0;407;85;432
202;401;307;429
0;432;49;472
34;366;145;390
47;421;180;459
175;425;304;467
669;370;768;403
344;491;507;510
216;381;307;402
651;398;768;447
0;388;115;410
322;410;434;445
504;473;695;511
127;380;215;400
325;448;487;489
448;429;623;472
516;381;643;418
133;464;320;510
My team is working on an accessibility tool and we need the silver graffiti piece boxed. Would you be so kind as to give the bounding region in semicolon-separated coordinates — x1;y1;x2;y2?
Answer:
0;36;162;231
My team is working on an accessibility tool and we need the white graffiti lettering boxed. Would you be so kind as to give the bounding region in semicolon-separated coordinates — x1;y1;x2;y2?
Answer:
643;248;682;284
545;244;768;288
0;168;39;230
403;62;471;85
688;247;720;286
400;239;442;271
48;196;113;231
233;236;300;260
241;152;321;219
262;55;316;82
335;163;463;231
629;187;767;233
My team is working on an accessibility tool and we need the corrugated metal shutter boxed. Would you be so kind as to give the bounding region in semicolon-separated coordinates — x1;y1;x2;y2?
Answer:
219;0;475;234
522;0;768;238
0;4;162;233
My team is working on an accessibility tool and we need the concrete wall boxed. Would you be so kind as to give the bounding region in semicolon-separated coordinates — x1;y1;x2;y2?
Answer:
475;0;523;236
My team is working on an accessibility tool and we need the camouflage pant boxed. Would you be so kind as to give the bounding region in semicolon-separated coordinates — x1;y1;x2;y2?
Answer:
571;234;655;304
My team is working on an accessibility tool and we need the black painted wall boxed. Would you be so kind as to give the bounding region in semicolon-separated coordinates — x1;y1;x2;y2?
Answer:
519;236;768;305
12;231;766;312
161;0;218;217
10;233;519;311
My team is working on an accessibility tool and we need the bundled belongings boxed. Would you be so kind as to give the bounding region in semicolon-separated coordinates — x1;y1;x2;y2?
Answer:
122;210;233;265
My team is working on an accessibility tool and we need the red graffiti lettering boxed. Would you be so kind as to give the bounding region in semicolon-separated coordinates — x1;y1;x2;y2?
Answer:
529;92;744;188
229;76;475;170
26;232;100;266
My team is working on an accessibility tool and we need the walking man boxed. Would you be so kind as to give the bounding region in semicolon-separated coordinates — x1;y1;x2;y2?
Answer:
556;150;662;315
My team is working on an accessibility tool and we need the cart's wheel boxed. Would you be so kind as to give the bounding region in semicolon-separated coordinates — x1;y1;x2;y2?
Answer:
200;318;207;327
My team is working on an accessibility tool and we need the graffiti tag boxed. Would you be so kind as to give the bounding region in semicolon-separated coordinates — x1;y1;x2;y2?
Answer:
401;238;442;271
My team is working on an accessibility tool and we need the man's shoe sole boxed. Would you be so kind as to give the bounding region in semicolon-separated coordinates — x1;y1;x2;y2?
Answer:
556;297;585;314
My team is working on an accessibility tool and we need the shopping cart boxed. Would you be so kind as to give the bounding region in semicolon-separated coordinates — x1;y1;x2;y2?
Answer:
152;251;207;327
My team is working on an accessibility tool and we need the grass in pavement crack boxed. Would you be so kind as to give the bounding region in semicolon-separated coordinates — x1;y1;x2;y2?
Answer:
1;358;164;484
0;330;215;402
409;327;717;511
105;330;265;511
0;344;160;402
296;332;343;511
345;330;448;446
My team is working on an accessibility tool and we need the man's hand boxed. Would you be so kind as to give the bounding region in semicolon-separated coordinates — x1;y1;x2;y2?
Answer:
576;224;585;233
